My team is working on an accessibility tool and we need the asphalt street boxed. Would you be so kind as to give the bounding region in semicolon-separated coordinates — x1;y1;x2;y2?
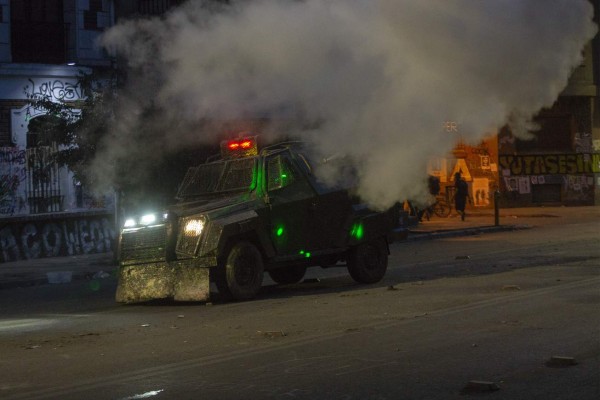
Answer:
0;206;598;400
0;206;555;290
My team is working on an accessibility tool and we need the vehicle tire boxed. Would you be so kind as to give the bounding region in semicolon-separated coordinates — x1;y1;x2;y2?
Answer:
215;241;264;301
268;265;307;285
433;201;451;217
347;237;388;284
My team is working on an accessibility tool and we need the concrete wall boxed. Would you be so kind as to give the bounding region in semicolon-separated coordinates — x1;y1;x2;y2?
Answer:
0;211;115;262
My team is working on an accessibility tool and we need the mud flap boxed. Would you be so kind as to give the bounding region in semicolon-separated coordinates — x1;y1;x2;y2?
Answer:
116;261;210;303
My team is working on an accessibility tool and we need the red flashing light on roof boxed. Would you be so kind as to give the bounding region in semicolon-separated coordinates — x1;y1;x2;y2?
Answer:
221;136;258;158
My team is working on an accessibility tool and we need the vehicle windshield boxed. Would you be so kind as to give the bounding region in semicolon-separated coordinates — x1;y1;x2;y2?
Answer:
177;157;256;198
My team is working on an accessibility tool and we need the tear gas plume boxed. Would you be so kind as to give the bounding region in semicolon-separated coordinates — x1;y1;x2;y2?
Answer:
96;0;597;209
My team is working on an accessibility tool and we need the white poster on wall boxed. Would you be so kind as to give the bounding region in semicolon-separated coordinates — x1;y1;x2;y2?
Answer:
518;177;531;194
472;178;490;206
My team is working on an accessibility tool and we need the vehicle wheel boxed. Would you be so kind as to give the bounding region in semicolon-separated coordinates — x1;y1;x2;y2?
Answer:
215;241;264;301
433;202;451;217
347;237;388;284
268;265;307;285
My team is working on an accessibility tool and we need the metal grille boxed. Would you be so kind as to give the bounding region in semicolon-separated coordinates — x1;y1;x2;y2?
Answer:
26;146;63;214
120;225;168;264
177;164;223;197
221;158;255;190
198;222;222;258
176;217;204;257
177;158;255;198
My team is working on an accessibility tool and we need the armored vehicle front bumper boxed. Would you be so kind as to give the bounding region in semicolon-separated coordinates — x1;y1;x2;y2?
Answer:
116;221;215;303
116;259;210;303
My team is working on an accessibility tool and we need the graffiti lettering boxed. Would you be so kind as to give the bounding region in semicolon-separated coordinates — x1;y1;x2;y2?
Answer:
1;148;28;216
62;220;80;256
25;78;84;102
21;223;41;259
42;223;62;257
78;220;94;254
443;121;459;132
0;217;115;262
0;148;27;164
0;226;20;262
574;132;592;154
499;154;600;176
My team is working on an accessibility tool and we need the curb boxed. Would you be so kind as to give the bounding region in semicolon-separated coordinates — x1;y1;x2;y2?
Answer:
0;267;117;291
404;224;532;241
1;225;533;290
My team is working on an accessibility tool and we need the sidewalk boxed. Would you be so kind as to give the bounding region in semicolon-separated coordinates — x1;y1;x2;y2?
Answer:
403;207;534;241
0;206;597;290
0;252;116;290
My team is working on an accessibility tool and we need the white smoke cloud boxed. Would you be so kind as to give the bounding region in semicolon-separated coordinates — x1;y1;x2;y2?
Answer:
98;0;597;209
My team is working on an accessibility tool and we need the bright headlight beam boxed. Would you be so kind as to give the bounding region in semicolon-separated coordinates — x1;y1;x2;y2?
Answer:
124;218;137;228
0;318;57;332
140;214;157;225
184;219;204;236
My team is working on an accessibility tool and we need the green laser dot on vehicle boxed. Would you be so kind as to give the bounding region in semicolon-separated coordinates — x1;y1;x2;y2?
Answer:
350;223;364;239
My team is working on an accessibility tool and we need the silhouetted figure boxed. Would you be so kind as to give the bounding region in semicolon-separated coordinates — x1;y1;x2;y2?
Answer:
454;172;470;221
428;175;441;196
417;175;441;221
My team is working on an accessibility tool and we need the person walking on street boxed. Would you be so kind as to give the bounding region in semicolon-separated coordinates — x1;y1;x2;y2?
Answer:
454;172;470;221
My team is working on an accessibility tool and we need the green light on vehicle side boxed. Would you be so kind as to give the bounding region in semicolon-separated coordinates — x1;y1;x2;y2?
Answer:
350;222;364;240
298;250;311;258
249;161;259;191
276;226;284;237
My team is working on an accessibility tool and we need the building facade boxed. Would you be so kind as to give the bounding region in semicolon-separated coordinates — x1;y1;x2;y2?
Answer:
434;1;600;209
497;0;599;207
0;0;116;262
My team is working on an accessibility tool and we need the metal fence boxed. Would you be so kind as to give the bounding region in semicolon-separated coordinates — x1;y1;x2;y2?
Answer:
26;146;63;214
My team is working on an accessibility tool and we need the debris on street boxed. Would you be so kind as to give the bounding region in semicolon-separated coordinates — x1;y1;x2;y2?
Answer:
461;380;500;394
257;330;286;338
92;271;111;279
545;356;578;367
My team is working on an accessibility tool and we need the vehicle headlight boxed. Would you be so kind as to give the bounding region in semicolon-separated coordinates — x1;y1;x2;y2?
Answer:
140;213;157;225
184;218;205;237
122;212;167;230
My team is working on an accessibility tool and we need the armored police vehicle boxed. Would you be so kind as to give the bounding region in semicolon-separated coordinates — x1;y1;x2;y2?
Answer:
116;137;398;303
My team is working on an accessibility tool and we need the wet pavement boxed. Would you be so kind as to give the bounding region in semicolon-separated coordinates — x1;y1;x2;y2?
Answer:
0;206;596;290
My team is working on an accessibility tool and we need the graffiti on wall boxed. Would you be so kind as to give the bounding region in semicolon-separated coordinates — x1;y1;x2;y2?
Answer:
563;174;595;203
499;154;600;176
502;174;594;203
574;132;593;154
0;216;115;262
24;78;84;102
0;148;28;215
